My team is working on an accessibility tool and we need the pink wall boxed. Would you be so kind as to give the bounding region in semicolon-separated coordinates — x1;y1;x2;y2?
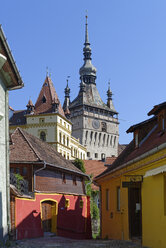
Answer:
15;193;91;240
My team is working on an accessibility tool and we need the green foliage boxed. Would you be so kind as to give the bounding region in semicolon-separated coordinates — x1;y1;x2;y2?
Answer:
92;202;99;220
14;173;24;191
73;158;86;173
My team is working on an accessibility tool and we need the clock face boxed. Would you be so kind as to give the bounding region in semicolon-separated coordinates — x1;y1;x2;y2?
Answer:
92;119;100;129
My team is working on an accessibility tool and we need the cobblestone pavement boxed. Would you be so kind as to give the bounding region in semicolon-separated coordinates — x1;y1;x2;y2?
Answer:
9;235;148;248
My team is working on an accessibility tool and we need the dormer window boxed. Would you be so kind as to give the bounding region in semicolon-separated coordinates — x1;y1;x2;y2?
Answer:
135;132;139;148
158;114;165;132
42;95;46;103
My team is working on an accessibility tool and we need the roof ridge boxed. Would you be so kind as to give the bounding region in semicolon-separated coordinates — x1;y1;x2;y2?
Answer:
17;127;42;161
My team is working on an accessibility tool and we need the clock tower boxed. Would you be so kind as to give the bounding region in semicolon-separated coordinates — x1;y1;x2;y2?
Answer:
65;16;119;160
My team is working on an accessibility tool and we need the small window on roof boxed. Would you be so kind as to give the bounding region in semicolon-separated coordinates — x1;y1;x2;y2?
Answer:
42;95;46;103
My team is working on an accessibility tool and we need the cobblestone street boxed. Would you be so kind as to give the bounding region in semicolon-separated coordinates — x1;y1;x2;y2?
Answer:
9;235;148;248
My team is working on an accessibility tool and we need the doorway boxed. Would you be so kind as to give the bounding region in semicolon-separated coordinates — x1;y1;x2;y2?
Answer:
128;184;142;240
41;200;57;233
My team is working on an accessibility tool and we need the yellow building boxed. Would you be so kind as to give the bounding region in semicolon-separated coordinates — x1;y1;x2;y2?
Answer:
9;76;86;160
95;101;166;248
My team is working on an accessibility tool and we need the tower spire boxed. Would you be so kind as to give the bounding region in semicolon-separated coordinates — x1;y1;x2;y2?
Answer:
79;15;97;84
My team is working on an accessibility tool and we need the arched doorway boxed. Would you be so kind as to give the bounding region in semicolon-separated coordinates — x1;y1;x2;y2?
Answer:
41;200;57;233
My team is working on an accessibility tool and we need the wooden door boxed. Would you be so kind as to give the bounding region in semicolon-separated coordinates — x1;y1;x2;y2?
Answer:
128;185;142;239
42;201;52;232
41;200;57;233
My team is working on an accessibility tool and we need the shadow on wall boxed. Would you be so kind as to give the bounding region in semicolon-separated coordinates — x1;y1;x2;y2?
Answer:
15;210;43;240
57;195;92;239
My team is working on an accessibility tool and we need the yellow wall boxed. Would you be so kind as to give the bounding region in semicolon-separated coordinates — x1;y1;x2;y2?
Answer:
98;147;166;248
10;113;87;160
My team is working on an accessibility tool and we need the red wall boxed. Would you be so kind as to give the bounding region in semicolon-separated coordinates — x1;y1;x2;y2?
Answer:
15;193;92;240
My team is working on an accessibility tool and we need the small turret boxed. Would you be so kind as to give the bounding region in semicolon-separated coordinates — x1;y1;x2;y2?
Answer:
26;99;34;114
52;97;60;113
63;77;71;119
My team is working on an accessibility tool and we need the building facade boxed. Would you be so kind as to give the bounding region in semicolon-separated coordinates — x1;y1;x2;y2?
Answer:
66;16;119;160
0;26;23;240
95;101;166;248
10;76;86;160
10;128;91;240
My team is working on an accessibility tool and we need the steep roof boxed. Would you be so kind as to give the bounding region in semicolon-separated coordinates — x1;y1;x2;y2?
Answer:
10;128;88;178
9;110;27;126
34;76;65;116
70;83;118;114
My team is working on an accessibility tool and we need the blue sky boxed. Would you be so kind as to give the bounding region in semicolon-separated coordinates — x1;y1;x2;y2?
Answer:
1;0;166;144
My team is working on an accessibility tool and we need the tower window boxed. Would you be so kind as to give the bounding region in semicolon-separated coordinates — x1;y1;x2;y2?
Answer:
101;122;107;132
40;131;46;141
87;152;90;157
95;153;98;158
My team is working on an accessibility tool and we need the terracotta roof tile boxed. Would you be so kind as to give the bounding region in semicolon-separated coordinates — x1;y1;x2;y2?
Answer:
95;119;166;180
10;128;88;178
84;158;116;190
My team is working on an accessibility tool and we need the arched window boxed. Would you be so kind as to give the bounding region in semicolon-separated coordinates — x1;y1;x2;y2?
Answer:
40;131;46;141
113;136;116;148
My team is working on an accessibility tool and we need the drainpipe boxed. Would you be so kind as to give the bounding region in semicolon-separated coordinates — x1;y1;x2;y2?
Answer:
5;90;11;238
34;161;46;192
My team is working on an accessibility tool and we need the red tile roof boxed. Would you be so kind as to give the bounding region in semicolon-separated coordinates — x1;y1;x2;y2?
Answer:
84;157;116;190
10;128;88;178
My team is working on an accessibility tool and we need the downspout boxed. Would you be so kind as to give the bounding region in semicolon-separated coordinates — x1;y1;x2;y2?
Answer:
5;90;10;237
34;161;46;192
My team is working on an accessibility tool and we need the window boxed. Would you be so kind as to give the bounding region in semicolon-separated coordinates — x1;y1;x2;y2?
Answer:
65;199;70;208
22;167;27;176
40;131;46;141
67;137;69;146
39;118;45;123
42;95;46;103
62;173;66;184
117;187;121;211
106;189;109;211
59;132;62;143
95;153;98;158
10;167;14;173
135;132;139;147
63;135;65;145
101;122;107;132
67;153;69;160
87;152;90;157
73;176;77;185
113;136;116;148
15;168;20;174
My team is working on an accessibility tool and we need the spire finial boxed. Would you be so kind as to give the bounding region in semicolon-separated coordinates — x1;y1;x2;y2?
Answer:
46;66;48;77
49;68;52;78
108;79;110;89
85;10;89;44
67;75;70;86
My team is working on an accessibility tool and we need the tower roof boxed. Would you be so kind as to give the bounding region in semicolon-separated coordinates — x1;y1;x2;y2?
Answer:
79;15;97;84
34;76;65;117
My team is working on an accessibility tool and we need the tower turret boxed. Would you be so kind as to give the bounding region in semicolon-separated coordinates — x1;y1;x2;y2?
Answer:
63;77;71;119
